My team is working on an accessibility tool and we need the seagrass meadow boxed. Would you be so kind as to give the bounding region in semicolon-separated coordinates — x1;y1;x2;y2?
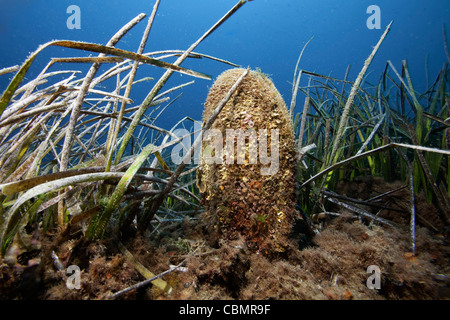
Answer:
0;0;449;300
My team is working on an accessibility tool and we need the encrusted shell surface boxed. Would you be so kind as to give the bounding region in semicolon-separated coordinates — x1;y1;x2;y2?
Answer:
198;68;297;255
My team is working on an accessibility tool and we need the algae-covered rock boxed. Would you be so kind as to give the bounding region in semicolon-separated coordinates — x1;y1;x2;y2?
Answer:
197;68;297;255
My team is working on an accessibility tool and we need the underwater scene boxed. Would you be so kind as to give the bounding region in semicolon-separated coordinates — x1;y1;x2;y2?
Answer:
0;0;449;303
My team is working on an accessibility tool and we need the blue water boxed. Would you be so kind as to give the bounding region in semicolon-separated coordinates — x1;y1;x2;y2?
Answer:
0;0;449;129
